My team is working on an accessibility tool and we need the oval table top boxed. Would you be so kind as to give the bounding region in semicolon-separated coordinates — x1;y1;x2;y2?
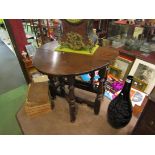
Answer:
33;41;119;76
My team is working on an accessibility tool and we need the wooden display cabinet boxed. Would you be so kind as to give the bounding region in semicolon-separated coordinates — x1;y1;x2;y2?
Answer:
132;87;155;134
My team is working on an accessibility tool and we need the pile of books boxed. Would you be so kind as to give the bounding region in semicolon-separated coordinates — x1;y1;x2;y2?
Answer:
80;72;146;107
24;82;52;117
104;75;146;107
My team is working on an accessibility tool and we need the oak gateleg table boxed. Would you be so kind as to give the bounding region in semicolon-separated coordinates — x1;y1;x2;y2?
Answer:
33;41;119;122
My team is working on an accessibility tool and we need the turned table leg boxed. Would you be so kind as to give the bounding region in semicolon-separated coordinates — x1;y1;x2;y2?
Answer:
68;76;77;122
58;77;66;97
94;66;108;114
89;71;95;86
48;75;57;109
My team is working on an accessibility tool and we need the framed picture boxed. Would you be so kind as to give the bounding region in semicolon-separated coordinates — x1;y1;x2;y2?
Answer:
25;44;36;57
129;58;155;95
109;56;134;80
109;65;122;79
132;77;148;92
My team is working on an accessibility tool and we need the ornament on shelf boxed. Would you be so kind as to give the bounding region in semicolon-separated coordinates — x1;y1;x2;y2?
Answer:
21;51;27;59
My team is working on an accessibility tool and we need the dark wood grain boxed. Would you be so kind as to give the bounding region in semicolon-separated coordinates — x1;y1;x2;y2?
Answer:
132;87;155;134
67;76;77;122
33;41;119;122
33;41;119;76
132;98;155;135
61;20;89;44
94;67;108;114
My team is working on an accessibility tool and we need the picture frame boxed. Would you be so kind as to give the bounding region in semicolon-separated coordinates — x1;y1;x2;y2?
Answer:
129;58;155;95
25;44;36;57
109;56;134;80
109;65;122;79
132;77;148;92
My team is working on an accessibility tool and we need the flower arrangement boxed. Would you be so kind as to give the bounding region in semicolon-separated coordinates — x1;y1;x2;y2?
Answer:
60;32;94;51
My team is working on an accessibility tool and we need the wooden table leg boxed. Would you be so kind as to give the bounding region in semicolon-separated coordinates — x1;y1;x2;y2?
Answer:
68;76;77;122
48;75;57;109
58;77;66;97
94;66;108;114
89;71;95;86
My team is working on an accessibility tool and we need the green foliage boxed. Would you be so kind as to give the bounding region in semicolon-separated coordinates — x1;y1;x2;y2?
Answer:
61;32;94;51
66;32;84;50
86;38;94;51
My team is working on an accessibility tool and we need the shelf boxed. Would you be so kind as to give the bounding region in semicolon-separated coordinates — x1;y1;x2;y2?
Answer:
119;48;155;65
